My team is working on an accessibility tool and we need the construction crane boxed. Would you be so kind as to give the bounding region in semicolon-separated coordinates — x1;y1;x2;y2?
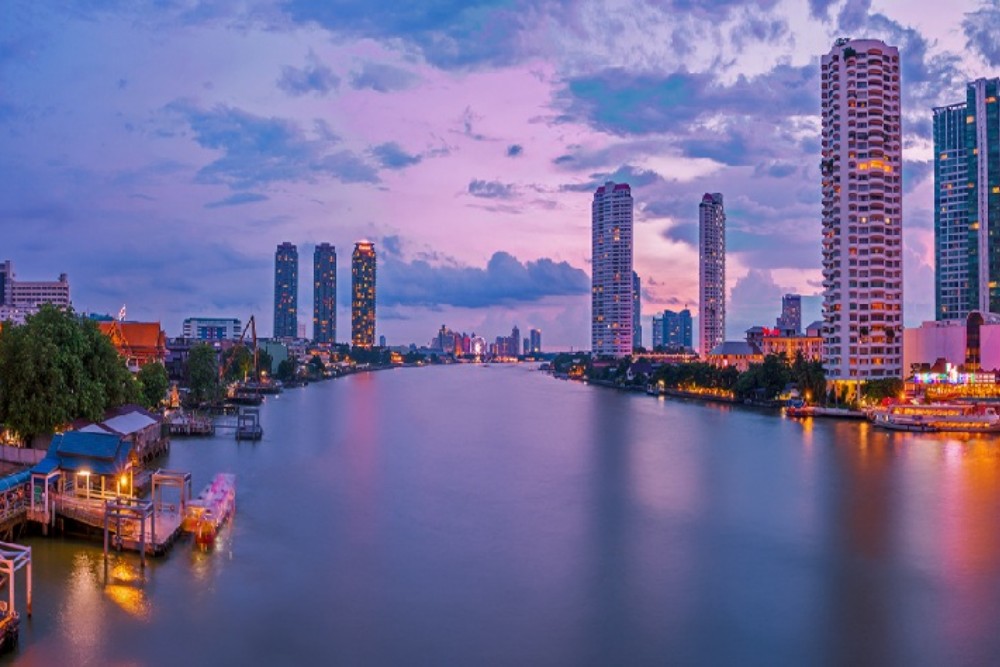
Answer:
219;315;259;384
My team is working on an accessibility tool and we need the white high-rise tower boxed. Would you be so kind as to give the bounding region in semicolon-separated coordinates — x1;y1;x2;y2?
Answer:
820;38;903;380
591;181;633;357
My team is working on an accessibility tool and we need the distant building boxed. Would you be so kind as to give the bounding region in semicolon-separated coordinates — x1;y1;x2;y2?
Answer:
0;260;71;324
313;243;336;344
821;38;903;380
651;315;664;349
274;242;298;339
664;309;693;348
776;294;802;334
182;317;241;341
699;193;725;356
379;335;386;348
933;78;1000;320
511;325;520;357
591;181;633;357
529;328;542;354
351;242;376;349
904;312;1000;373
706;341;761;373
632;272;642;349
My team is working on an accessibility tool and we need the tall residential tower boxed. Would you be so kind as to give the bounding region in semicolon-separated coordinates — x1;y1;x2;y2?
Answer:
591;181;633;357
273;242;298;339
313;243;337;344
632;271;642;350
351;241;376;348
820;38;903;380
933;78;1000;319
698;193;725;355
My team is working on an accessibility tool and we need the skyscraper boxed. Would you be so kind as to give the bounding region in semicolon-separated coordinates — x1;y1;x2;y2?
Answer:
591;181;633;357
776;294;802;334
511;325;520;358
699;193;725;355
632;271;642;350
664;308;693;348
934;78;1000;319
529;328;542;354
313;243;337;344
273;242;298;339
821;38;903;380
351;241;376;349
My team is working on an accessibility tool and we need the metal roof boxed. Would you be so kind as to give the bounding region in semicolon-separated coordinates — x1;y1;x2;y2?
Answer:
102;411;157;436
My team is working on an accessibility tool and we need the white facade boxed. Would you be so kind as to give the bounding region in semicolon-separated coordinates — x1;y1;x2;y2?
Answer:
820;38;904;379
182;317;242;340
0;261;71;323
699;193;725;356
591;181;633;357
904;316;1000;373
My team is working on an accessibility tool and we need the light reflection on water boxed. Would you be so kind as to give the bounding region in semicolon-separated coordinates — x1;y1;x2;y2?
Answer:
7;365;1000;665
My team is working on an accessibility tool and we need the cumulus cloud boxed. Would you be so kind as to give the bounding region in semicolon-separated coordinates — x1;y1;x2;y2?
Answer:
963;1;1000;65
166;102;379;187
349;61;418;92
380;250;589;308
371;142;422;169
468;179;514;199
277;59;340;96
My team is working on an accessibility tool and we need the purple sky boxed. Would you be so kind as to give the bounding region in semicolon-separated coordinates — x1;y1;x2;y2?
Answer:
3;0;999;349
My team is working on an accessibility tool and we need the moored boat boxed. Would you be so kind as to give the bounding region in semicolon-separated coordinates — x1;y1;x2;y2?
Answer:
869;402;1000;433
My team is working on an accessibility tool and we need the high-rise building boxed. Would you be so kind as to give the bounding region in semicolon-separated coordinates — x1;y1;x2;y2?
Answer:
664;308;693;348
273;242;298;339
699;193;725;355
511;325;520;358
0;260;72;324
652;315;664;349
821;38;903;380
313;243;337;344
591;181;633;357
351;242;376;348
934;78;1000;319
632;271;642;350
529;328;542;354
776;294;802;334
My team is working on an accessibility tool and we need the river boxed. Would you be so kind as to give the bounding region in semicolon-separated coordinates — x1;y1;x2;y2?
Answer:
7;363;1000;665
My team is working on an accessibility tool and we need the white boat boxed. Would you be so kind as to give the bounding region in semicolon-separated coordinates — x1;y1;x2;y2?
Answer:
870;403;1000;433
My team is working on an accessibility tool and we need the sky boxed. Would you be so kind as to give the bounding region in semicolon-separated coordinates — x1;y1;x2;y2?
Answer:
2;0;1000;350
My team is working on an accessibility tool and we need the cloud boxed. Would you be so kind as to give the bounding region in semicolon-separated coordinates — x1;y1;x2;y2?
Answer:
349;61;418;92
753;160;799;179
468;179;514;199
380;250;589;308
728;269;785;335
963;2;1000;66
166;102;379;187
506;144;523;157
277;60;340;96
371;142;422;169
205;192;269;208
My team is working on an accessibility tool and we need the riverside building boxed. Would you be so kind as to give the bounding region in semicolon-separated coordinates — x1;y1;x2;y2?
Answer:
699;193;725;356
933;78;1000;320
820;38;904;381
591;181;633;357
0;260;71;323
273;242;298;339
313;243;337;344
632;272;642;350
351;241;376;349
182;317;241;340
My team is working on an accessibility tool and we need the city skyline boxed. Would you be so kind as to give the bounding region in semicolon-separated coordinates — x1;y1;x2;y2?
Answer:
4;2;1000;347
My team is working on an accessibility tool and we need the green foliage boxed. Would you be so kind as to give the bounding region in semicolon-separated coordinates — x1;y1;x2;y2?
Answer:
136;362;169;410
734;354;791;401
791;352;827;405
186;343;219;404
0;305;138;440
650;361;739;392
275;358;296;382
221;345;254;382
257;348;273;375
861;378;904;402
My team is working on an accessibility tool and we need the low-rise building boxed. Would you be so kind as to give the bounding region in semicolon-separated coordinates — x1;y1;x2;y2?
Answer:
98;321;168;370
707;341;763;372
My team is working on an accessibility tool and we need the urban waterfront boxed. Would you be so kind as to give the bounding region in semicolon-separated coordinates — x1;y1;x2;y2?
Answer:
7;363;1000;665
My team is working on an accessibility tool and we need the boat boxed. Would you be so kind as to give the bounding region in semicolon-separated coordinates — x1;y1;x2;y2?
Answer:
183;473;236;548
785;405;815;418
869;402;1000;433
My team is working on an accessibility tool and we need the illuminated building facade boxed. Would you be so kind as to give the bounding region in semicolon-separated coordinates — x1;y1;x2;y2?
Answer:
699;193;725;356
182;317;241;340
313;243;336;344
820;38;903;379
351;242;376;349
632;272;642;350
529;328;542;354
273;242;298;339
591;181;633;358
776;294;802;334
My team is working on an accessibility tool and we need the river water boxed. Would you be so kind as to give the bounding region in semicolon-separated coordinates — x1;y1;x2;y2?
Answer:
7;363;1000;665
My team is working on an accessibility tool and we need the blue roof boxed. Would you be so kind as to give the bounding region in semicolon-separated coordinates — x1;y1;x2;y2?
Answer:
30;432;133;476
0;470;30;493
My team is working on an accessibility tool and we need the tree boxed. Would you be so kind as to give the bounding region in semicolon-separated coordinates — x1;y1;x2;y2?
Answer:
0;305;138;440
275;358;296;382
221;345;254;382
186;343;219;404
257;348;273;376
136;362;169;410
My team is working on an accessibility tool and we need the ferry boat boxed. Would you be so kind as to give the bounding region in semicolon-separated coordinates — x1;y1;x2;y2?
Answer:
183;473;236;548
869;403;1000;433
